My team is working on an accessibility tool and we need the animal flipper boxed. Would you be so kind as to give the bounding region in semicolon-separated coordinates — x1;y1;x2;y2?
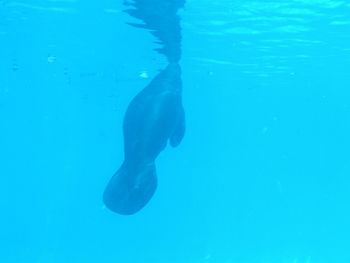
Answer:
103;162;157;215
170;107;185;147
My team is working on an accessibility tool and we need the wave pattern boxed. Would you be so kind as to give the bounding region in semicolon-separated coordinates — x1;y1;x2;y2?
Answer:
183;0;350;79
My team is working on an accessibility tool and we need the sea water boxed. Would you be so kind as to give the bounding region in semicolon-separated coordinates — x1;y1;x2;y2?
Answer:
0;0;350;262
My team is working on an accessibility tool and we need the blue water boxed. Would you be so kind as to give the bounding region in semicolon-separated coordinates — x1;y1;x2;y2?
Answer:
1;0;350;262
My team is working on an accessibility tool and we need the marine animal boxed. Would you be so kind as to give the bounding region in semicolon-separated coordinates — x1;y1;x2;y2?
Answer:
103;0;186;215
103;63;185;215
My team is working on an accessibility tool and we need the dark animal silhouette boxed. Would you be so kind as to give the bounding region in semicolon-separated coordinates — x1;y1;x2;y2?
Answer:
103;0;185;215
103;63;185;214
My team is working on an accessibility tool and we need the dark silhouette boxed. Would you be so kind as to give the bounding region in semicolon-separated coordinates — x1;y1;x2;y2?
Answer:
124;0;185;63
103;0;185;215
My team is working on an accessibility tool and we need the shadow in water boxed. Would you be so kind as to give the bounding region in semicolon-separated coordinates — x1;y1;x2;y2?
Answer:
103;0;186;215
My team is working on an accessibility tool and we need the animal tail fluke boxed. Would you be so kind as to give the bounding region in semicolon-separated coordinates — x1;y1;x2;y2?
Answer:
103;162;157;215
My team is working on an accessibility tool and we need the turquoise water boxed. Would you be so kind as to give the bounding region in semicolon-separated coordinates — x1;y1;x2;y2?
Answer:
1;0;350;262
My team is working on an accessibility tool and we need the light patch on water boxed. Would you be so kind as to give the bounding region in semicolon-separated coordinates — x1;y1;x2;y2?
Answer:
7;2;76;13
261;38;324;48
274;25;311;33
242;66;293;77
232;10;253;17
233;62;260;67
293;0;346;9
224;27;262;35
259;46;273;52
196;31;225;36
207;20;229;26
295;54;311;58
139;71;149;79
262;126;269;134
243;1;291;13
190;57;235;65
273;70;291;74
104;8;122;14
183;0;342;39
48;0;78;2
260;55;287;60
260;39;285;44
279;7;321;16
241;70;255;74
257;73;270;78
330;20;350;25
238;15;305;23
239;41;254;46
47;55;57;63
290;38;324;44
264;64;279;69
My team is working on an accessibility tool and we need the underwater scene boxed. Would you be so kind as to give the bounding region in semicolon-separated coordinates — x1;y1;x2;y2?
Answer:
1;0;350;262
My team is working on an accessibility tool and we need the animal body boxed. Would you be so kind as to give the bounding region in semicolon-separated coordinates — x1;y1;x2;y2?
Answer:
103;63;185;215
